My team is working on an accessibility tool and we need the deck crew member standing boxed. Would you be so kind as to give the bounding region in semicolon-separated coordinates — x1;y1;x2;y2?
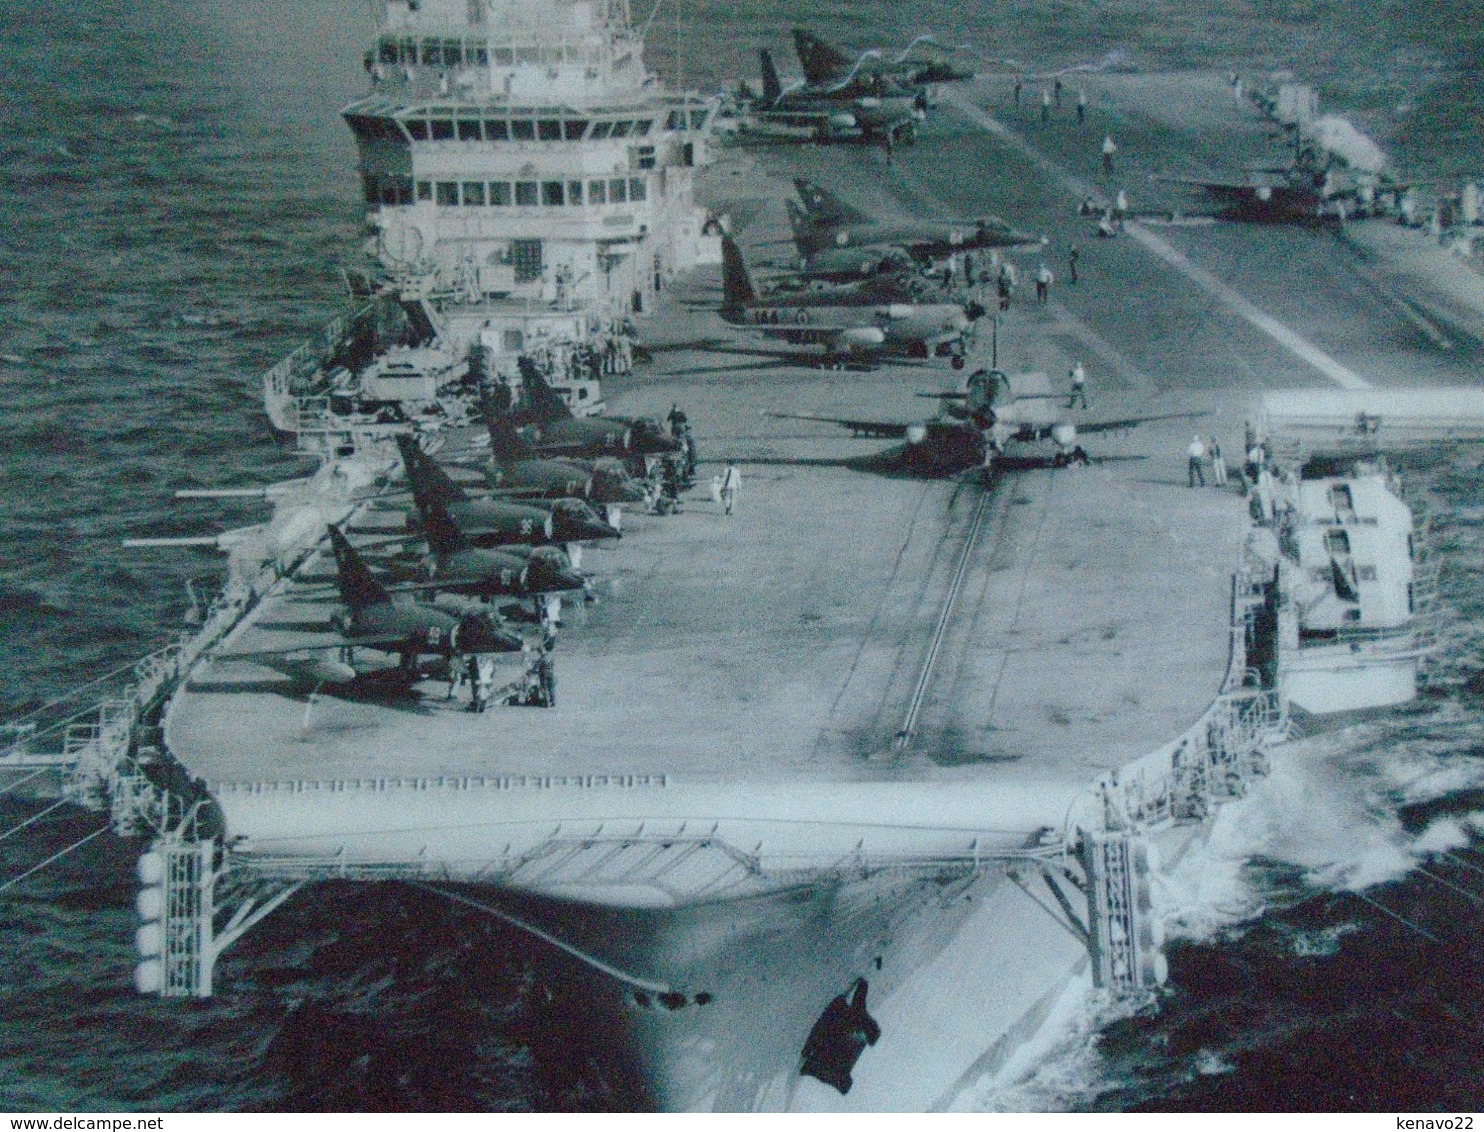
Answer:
1187;434;1207;487
720;461;741;516
1067;244;1080;283
1076;88;1087;123
1035;263;1054;303
1209;437;1227;486
1101;134;1117;176
1068;361;1088;408
1040;89;1051;121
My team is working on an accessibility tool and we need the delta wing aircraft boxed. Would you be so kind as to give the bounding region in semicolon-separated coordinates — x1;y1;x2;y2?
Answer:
719;234;980;361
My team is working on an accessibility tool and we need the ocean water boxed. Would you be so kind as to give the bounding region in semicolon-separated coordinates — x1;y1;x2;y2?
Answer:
2;0;1483;1111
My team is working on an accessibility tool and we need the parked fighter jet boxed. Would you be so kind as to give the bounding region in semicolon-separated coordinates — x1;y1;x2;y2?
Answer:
396;434;619;545
771;368;1202;475
512;358;678;460
719;234;980;361
416;498;585;601
746;48;920;145
211;524;524;682
792;29;974;89
481;400;649;505
788;179;1040;270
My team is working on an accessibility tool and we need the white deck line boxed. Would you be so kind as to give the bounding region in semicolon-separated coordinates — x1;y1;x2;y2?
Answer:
944;90;1373;391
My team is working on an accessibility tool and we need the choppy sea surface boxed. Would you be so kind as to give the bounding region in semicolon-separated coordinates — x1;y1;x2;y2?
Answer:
2;0;1484;1111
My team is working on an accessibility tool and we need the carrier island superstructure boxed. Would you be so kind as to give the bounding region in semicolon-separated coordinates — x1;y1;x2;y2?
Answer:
263;0;719;449
4;4;1483;1112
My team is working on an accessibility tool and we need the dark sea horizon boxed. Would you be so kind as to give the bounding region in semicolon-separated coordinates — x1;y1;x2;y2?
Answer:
2;0;1483;1111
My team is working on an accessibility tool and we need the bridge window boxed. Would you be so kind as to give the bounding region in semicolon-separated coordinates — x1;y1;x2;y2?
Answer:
587;179;606;204
611;120;633;138
608;178;628;203
462;181;486;205
516;46;539;64
567;181;583;205
665;110;684;130
493;47;514;65
400;37;416;64
471;45;489;66
485;118;508;140
457;118;481;140
436;181;458;206
635;145;656;169
416;180;432;201
379;39;398;64
635;118;653;135
405;118;429;141
421;40;440;66
564;119;589;140
510;239;543;283
629;177;647;201
690;109;709;129
512;119;536;140
442;39;463;66
489;181;512;205
590;121;613;140
515;181;538;206
541;181;565;206
538;119;562;140
430;118;455;141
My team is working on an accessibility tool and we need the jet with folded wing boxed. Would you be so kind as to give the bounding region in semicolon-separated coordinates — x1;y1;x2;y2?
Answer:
719;234;982;361
792;28;974;88
770;368;1204;475
787;179;1040;279
744;48;921;146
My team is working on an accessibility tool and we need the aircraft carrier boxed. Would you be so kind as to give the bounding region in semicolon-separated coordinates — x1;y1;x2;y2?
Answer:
6;2;1484;1113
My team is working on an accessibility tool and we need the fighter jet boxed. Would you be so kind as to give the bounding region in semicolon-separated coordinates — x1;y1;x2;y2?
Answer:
1157;115;1407;222
211;524;524;682
793;28;974;89
482;405;649;506
510;359;678;460
416;498;586;601
396;434;619;546
719;234;980;361
771;368;1203;475
788;179;1041;274
746;48;921;146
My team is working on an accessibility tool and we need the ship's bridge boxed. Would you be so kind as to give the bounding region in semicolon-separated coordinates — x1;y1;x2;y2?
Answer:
368;0;651;104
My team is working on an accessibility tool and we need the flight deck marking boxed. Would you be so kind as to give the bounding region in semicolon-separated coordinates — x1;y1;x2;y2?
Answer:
1123;224;1372;389
943;90;1375;391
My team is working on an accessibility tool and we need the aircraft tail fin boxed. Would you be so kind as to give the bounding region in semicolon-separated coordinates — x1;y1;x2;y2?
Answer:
785;197;824;257
396;433;468;516
793;178;874;227
479;382;545;462
793;28;854;85
328;524;391;613
720;234;759;311
421;497;471;560
760;48;782;105
517;356;574;422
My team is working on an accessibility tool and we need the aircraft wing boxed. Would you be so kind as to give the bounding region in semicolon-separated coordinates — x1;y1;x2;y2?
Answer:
1073;410;1208;435
766;411;910;439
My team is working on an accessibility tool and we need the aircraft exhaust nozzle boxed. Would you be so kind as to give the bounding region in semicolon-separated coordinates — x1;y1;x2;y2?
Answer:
906;422;929;445
1257;186;1273;202
842;326;887;346
830;112;857;129
1051;422;1078;448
